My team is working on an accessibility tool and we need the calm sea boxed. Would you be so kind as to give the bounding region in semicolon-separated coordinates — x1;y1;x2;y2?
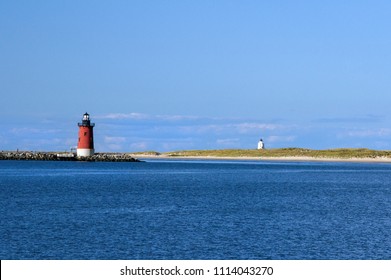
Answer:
1;159;391;260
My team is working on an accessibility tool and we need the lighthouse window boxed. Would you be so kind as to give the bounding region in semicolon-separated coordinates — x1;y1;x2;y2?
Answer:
84;132;87;136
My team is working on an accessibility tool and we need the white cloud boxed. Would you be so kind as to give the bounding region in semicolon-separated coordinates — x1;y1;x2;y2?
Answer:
216;138;240;147
97;112;204;122
175;122;284;136
130;142;148;150
92;113;292;150
342;128;391;138
267;135;296;143
10;128;61;134
233;123;282;133
177;124;222;134
155;114;202;121
97;113;286;138
13;111;383;151
98;113;150;120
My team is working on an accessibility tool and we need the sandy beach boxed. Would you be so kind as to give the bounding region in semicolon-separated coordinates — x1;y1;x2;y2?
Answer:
131;154;391;163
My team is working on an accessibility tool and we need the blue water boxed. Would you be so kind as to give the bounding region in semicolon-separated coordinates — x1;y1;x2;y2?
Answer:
1;159;391;259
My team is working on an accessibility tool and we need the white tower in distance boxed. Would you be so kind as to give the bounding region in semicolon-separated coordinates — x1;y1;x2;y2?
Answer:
257;139;265;150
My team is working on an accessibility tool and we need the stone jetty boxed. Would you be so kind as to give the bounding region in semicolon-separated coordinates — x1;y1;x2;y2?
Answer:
0;151;140;162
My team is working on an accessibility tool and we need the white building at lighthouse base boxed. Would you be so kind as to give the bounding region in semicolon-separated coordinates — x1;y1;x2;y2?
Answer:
77;148;95;157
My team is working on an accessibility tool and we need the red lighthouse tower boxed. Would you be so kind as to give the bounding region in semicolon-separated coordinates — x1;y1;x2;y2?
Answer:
77;112;95;157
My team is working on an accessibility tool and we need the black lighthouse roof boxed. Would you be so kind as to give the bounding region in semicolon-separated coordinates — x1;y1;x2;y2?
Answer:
78;112;95;127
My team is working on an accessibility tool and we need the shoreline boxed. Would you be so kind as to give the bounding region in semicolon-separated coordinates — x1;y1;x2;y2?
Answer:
132;154;391;163
0;151;140;162
2;150;391;163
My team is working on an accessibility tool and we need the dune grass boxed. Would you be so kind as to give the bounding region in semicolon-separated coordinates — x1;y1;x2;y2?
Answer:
157;148;391;159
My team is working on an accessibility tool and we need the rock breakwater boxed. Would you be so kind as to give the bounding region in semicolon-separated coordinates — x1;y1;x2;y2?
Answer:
0;151;140;162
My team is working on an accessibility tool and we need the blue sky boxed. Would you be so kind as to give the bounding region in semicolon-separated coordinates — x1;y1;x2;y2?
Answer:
1;1;391;152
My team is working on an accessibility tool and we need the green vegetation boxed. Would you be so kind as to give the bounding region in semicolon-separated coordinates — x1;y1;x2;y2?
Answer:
130;151;161;156
158;148;391;159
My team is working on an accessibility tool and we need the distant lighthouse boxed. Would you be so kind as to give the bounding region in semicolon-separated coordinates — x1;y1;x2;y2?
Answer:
77;112;95;157
257;138;265;150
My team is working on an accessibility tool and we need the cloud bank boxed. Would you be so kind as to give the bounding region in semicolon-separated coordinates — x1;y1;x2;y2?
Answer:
1;112;391;152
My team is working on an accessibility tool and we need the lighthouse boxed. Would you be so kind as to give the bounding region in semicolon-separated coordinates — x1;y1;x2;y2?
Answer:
77;112;95;157
257;139;265;150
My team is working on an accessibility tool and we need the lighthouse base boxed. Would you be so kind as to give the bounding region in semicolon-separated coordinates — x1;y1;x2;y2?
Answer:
77;148;95;157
